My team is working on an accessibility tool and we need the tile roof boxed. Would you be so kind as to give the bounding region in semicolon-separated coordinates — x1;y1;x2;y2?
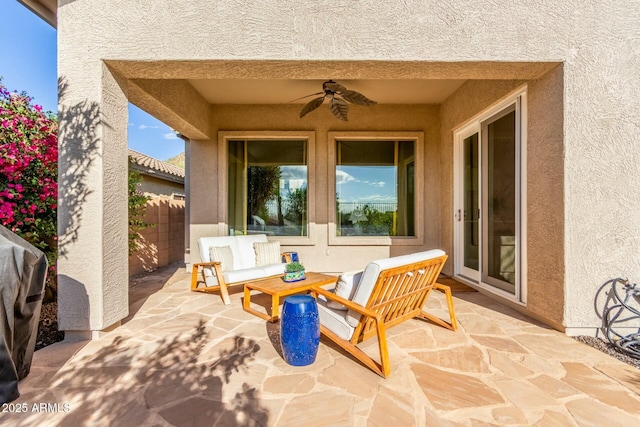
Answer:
128;149;185;179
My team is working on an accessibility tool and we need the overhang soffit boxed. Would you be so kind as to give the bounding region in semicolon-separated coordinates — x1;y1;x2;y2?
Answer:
105;60;560;81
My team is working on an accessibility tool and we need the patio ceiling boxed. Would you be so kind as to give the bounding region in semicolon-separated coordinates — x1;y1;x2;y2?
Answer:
188;79;466;104
106;60;560;139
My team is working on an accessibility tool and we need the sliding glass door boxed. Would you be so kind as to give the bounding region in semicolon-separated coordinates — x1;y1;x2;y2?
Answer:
455;94;524;299
482;106;517;293
460;132;480;278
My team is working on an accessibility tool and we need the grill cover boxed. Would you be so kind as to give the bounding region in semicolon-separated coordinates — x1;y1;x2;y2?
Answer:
0;226;48;404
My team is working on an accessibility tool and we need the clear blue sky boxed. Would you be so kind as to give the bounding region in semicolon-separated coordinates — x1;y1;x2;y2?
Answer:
0;1;184;161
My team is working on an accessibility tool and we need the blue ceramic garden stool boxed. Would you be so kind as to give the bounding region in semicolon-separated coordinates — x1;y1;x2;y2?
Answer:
280;295;320;366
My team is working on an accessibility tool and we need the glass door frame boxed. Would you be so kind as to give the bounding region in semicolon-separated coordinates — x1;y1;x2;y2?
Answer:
456;127;481;282
453;87;528;304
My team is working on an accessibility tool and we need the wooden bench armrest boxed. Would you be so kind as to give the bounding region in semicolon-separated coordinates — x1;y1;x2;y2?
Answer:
281;252;293;263
190;261;231;305
312;286;381;320
193;261;221;268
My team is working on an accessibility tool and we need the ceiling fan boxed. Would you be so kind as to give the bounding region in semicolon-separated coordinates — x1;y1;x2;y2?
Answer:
296;80;377;121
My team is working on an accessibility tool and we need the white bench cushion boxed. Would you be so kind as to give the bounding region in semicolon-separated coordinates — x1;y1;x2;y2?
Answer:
260;263;288;277
254;241;281;266
209;246;234;272
223;263;287;284
198;236;243;270
198;234;269;271
197;234;288;288
317;297;355;340
234;234;269;269
326;270;363;311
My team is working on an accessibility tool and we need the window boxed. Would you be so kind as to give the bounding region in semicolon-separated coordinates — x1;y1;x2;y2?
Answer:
329;132;424;246
227;139;308;237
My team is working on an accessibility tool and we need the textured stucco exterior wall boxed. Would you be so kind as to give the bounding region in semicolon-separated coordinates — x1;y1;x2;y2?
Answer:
57;60;130;333
57;0;640;333
440;70;565;329
440;80;526;272
525;66;565;329
127;79;211;140
138;176;184;198
190;104;441;274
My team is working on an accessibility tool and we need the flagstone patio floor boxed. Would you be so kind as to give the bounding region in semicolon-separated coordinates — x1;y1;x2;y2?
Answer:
4;267;640;426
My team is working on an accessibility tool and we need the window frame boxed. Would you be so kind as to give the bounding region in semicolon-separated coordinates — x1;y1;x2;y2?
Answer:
218;131;317;245
328;131;424;246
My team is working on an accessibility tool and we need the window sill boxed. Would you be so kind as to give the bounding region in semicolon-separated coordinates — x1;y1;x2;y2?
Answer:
328;224;424;246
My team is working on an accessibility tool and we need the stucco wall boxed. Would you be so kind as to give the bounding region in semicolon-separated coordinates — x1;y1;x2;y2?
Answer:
190;104;441;274
440;69;565;328
138;175;184;197
57;0;640;333
440;80;526;271
525;67;565;329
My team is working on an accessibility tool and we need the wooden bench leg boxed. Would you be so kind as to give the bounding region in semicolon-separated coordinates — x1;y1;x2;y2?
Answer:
431;282;458;331
191;264;200;291
320;325;390;378
374;318;391;377
190;262;231;305
212;262;231;305
219;280;231;305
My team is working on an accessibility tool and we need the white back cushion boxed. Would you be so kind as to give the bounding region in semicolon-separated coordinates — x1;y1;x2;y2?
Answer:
198;234;270;270
254;241;281;266
198;236;243;270
345;249;446;327
209;246;234;272
235;234;269;269
326;270;363;310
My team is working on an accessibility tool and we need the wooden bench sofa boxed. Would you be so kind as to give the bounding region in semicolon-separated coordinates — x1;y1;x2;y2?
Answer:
190;234;292;305
312;249;457;378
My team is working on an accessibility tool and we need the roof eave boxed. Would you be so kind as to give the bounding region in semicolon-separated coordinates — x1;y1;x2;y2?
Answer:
18;0;57;28
130;163;185;185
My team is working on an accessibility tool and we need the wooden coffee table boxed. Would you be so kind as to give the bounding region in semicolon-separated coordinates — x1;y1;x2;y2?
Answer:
243;272;338;322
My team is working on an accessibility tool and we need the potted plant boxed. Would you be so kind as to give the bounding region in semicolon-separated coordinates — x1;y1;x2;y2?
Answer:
284;261;306;282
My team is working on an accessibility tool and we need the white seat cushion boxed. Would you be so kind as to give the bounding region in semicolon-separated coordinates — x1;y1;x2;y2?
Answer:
260;263;287;277
345;249;446;327
223;263;287;284
317;297;355;340
223;267;268;284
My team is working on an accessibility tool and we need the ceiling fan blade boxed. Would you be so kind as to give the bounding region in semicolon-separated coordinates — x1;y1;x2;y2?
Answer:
300;96;325;118
329;98;349;121
288;91;324;103
340;90;377;105
323;81;347;93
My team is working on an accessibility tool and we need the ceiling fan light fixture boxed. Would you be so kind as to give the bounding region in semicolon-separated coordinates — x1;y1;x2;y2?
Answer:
298;80;376;121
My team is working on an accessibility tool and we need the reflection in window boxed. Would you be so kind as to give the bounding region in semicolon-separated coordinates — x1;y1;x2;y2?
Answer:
228;140;307;236
336;140;415;237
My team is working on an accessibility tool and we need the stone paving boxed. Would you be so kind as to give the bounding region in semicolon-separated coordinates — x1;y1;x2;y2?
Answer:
3;268;640;426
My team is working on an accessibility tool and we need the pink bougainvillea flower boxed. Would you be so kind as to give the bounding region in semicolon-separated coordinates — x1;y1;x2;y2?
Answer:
1;80;58;287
